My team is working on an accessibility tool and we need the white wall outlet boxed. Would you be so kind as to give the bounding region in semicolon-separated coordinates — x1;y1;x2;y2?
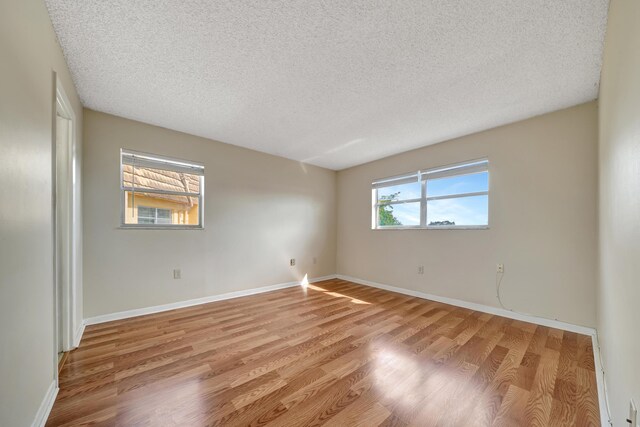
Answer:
417;266;424;275
290;258;295;266
628;399;637;426
496;263;504;273
173;269;181;279
313;257;317;265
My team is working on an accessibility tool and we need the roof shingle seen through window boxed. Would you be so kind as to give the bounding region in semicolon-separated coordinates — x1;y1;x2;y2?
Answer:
123;165;200;207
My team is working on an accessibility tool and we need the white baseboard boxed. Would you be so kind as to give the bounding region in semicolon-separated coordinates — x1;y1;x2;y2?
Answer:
84;275;337;326
336;273;610;426
31;380;58;427
308;274;338;283
73;321;86;348
336;274;595;335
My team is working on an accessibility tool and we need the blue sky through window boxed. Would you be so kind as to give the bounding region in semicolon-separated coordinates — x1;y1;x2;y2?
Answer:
387;202;420;225
427;172;488;197
427;195;488;226
377;181;421;202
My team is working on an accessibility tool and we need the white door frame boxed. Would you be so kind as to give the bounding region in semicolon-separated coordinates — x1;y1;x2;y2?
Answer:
52;74;80;371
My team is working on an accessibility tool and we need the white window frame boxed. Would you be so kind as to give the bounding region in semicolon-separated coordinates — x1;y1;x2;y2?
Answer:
371;171;423;230
372;158;489;230
120;149;205;229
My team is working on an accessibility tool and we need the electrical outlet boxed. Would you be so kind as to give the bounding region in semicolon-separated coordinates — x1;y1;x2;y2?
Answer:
417;266;424;275
497;263;504;273
313;257;317;265
628;400;637;427
173;269;181;279
290;258;296;266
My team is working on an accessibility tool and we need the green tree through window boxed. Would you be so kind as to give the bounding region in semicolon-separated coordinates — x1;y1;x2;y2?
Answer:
378;192;402;226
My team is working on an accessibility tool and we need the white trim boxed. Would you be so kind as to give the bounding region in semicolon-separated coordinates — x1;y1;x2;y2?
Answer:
591;331;613;426
52;74;80;397
421;158;488;180
372;158;489;230
54;76;79;352
73;321;86;348
84;275;338;325
119;148;205;230
336;274;594;335
32;380;58;427
121;148;205;172
372;172;419;188
426;190;488;202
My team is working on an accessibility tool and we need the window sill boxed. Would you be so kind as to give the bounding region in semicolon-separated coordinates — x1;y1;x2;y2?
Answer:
373;226;489;231
118;225;204;230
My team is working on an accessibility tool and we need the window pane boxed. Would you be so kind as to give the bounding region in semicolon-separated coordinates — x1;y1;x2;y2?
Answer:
124;191;200;226
156;209;171;218
137;206;154;219
156;208;172;224
377;202;420;227
427;195;488;227
427;171;488;198
377;181;421;203
123;164;201;194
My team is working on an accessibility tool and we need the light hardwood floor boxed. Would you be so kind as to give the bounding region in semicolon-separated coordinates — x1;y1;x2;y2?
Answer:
47;279;600;426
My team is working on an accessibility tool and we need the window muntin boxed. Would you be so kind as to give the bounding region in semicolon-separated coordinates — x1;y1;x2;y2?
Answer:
120;149;204;228
372;159;489;229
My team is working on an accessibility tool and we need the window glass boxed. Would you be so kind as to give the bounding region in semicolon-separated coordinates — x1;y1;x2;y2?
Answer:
427;171;488;198
426;195;488;227
156;208;172;224
377;181;421;203
372;159;489;229
124;191;200;226
121;149;203;228
122;165;201;194
377;202;420;227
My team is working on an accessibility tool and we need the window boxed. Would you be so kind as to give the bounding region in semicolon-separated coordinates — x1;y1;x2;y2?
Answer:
137;206;172;225
372;159;489;229
120;149;204;228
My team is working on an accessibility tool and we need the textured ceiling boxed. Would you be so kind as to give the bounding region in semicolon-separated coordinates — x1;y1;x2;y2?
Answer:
45;0;609;170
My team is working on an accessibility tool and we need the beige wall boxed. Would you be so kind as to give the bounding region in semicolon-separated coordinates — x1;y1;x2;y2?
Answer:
337;102;598;327
83;109;337;318
598;0;640;424
0;0;83;425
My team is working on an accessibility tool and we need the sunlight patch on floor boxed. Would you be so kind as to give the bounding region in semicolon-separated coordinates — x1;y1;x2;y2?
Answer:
306;283;371;304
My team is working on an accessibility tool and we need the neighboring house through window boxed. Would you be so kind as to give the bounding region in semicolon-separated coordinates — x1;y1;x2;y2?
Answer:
120;149;204;228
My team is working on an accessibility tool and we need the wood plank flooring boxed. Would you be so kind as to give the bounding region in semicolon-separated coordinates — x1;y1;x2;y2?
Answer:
47;279;600;426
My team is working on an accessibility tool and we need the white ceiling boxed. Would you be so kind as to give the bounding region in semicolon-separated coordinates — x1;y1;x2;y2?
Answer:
45;0;609;170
